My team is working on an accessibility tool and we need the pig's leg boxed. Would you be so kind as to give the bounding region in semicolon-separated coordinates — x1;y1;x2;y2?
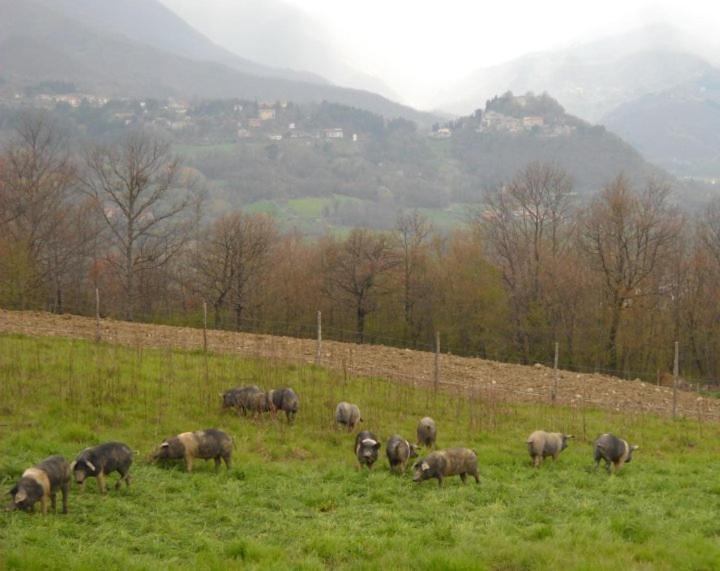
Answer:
98;471;107;494
50;492;57;512
223;454;232;470
61;483;68;514
436;475;443;488
41;495;48;516
214;457;221;472
185;454;193;472
460;473;467;484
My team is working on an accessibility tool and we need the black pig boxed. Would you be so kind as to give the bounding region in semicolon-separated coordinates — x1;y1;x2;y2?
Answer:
6;455;70;515
151;429;233;472
72;442;133;493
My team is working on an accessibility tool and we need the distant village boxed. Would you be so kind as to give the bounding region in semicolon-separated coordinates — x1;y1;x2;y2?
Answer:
1;88;580;143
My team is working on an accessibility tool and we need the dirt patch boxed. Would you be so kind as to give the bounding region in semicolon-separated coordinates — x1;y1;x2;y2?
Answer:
0;309;716;421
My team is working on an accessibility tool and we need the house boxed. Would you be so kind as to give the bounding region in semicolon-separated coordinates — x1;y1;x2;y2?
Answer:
259;107;276;121
522;116;544;128
352;133;358;142
248;118;262;128
268;134;283;141
323;128;344;139
433;127;452;138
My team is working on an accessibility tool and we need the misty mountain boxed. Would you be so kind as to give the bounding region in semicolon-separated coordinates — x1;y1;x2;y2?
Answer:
159;0;400;102
34;0;327;85
0;0;436;125
602;72;720;177
436;24;713;122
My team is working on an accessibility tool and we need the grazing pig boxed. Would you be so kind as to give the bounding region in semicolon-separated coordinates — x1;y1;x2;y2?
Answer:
386;435;419;474
416;417;437;448
527;431;573;468
268;388;300;422
6;455;70;515
335;402;362;431
72;442;133;493
355;431;381;469
413;448;479;487
151;429;233;472
220;385;263;414
594;433;638;473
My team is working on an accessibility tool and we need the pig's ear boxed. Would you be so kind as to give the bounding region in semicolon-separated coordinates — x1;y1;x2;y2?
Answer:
85;461;96;472
70;461;77;471
566;434;575;439
373;441;381;450
8;485;17;496
161;442;169;448
631;445;639;451
14;489;27;503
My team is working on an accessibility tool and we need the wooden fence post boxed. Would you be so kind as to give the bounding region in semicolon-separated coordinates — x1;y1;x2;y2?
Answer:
552;341;559;402
203;301;208;353
315;311;322;366
94;288;101;343
433;331;440;393
672;341;679;419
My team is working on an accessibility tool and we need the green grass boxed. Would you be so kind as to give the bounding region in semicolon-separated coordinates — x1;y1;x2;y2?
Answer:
1;333;720;570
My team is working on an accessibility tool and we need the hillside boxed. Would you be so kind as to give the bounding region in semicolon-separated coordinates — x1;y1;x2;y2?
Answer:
18;92;674;229
603;72;720;177
1;309;716;420
0;0;436;125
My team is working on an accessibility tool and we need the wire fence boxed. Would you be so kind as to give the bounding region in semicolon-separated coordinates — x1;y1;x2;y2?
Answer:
2;295;720;423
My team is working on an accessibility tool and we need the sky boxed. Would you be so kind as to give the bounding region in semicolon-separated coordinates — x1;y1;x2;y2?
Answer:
161;0;720;107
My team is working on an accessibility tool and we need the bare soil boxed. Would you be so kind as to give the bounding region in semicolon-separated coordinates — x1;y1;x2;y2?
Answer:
0;309;716;420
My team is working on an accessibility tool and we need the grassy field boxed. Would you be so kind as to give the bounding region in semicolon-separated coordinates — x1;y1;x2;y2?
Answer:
1;333;720;570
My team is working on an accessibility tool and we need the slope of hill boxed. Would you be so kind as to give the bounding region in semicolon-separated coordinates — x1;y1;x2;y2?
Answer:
32;0;327;84
0;0;436;125
436;24;713;122
603;72;720;177
160;0;400;101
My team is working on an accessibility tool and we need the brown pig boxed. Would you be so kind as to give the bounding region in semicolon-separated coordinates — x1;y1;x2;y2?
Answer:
527;431;573;468
413;448;479;487
6;455;71;515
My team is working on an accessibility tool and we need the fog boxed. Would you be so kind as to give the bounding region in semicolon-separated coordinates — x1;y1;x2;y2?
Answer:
163;0;720;108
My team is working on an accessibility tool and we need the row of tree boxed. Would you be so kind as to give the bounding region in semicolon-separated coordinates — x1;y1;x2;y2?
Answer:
2;114;719;383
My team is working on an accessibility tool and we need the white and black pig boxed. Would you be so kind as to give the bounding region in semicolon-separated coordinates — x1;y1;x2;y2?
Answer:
335;402;362;431
355;430;381;469
526;431;573;468
6;455;71;515
413;448;479;487
594;433;638;473
416;417;437;448
268;387;300;423
151;429;233;472
386;435;419;474
72;442;133;493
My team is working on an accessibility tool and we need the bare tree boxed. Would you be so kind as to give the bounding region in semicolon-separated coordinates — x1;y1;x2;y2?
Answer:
0;112;93;310
394;210;433;344
479;162;574;360
82;132;201;320
580;176;681;370
192;212;276;329
322;229;400;343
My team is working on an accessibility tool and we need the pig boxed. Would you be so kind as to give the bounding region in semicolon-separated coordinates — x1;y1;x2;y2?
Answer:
220;385;263;414
72;442;133;493
335;402;362;431
6;455;71;515
386;435;419;474
413;448;479;487
526;431;573;468
247;391;272;415
268;387;300;422
594;433;639;473
151;429;233;472
355;430;381;469
416;417;437;448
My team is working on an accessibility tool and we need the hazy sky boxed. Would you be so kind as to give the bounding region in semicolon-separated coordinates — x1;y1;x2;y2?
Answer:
161;0;720;107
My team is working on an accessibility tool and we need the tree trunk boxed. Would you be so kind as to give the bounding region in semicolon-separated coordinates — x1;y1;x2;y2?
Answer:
607;299;623;371
356;305;366;344
235;303;243;332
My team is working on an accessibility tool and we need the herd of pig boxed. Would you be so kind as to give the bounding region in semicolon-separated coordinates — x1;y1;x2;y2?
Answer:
4;383;640;515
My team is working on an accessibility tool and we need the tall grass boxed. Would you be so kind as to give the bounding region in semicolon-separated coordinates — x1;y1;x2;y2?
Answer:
1;333;719;570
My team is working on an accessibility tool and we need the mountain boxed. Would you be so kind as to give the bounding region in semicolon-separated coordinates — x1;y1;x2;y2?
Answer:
35;0;327;85
602;72;720;177
0;0;437;125
435;24;713;122
159;0;400;102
